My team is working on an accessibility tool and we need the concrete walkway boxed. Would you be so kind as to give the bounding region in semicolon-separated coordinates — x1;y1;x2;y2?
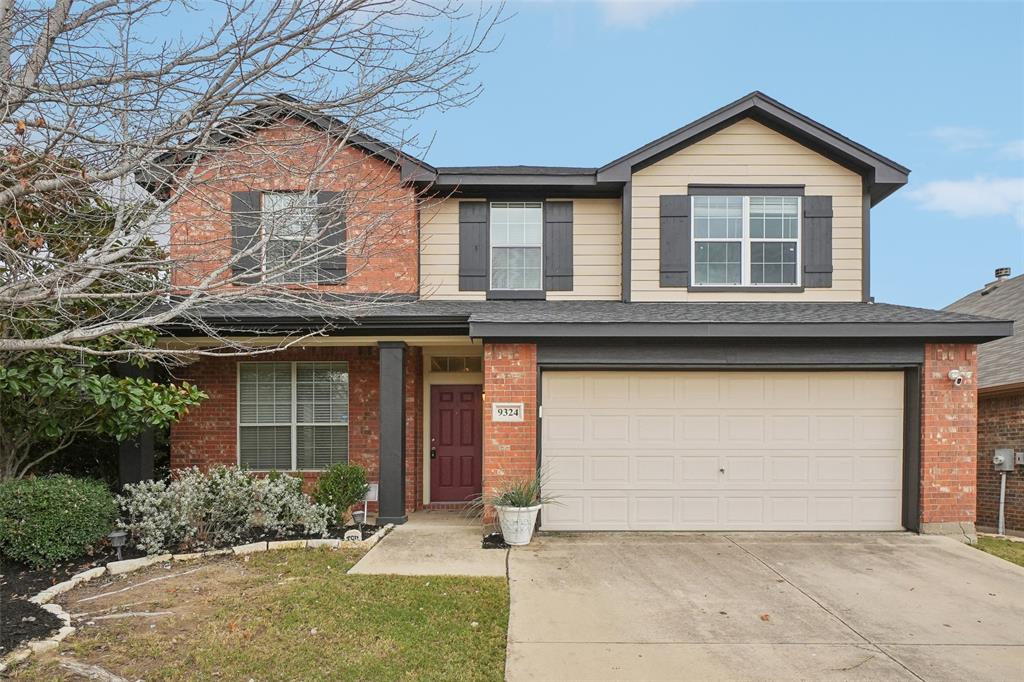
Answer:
505;533;1024;681
348;510;507;577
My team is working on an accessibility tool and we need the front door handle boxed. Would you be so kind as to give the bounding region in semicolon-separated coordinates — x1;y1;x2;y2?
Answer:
430;447;437;460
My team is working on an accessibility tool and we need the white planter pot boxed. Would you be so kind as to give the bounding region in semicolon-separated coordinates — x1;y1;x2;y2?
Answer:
495;504;542;546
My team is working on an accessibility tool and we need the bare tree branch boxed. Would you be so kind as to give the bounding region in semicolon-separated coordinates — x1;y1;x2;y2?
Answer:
0;0;500;360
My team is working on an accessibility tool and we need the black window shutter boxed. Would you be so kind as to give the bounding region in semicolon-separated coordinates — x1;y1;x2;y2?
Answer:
802;195;833;288
317;191;346;283
231;191;261;282
544;201;573;291
659;195;690;287
458;202;488;291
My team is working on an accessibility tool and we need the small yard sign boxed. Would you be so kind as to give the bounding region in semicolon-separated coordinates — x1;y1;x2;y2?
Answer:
491;402;525;422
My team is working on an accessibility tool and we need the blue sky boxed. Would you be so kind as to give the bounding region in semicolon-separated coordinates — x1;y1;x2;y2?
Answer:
415;0;1024;309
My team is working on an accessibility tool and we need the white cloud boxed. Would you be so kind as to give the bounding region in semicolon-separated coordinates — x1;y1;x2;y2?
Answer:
927;126;991;152
1000;139;1024;160
599;0;695;29
908;177;1024;226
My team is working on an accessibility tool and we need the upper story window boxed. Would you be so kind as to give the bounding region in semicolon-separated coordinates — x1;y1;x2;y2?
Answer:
262;192;319;283
692;195;800;287
490;202;543;290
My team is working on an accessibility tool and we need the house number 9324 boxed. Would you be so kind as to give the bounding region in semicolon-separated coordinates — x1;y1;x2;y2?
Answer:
491;402;524;422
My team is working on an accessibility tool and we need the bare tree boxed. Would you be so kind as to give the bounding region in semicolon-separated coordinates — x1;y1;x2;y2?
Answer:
0;0;500;358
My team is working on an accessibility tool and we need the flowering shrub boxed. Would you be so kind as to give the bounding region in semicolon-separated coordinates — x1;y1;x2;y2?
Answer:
119;466;331;555
0;475;117;567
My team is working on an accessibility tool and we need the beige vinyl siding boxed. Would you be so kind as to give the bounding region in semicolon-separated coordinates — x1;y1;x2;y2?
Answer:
419;197;621;300
419;198;486;300
548;198;621;301
630;118;863;302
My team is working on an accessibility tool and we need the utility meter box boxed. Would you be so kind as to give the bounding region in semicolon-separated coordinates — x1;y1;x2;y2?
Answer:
994;449;1015;472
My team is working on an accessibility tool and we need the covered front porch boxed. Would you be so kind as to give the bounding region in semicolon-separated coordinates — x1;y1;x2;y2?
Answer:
164;336;531;524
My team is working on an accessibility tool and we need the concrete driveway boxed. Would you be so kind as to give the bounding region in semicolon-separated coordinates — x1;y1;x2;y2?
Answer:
506;533;1024;681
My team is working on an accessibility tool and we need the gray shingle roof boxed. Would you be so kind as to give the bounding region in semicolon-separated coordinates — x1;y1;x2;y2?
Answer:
433;166;597;176
167;298;1010;340
945;274;1024;389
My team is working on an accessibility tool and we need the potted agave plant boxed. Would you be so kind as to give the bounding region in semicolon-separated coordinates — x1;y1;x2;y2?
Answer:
485;477;557;546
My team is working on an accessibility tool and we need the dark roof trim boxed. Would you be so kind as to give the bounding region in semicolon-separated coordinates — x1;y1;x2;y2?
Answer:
596;91;910;206
159;314;470;337
468;320;1012;341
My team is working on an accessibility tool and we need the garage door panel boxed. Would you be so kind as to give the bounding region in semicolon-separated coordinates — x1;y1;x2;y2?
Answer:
770;497;810;524
635;415;677;442
857;415;903;442
724;415;766;442
723;376;767;406
631;374;676;403
675;375;720;405
766;375;812;405
769;456;811;482
857;495;901;523
634;456;675;483
855;374;905;403
769;415;812;442
680;415;721;441
591;415;630;443
680;497;720;524
546;495;585;527
541;370;904;532
544;413;586;444
590;374;630;404
547;455;585;485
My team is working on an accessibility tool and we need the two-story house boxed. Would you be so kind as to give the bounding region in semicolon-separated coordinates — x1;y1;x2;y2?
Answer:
161;92;1011;539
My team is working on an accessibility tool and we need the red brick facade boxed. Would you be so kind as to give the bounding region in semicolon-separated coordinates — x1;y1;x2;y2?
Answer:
920;343;979;529
168;118;418;295
481;343;538;519
977;391;1024;533
169;345;423;513
169;341;987;531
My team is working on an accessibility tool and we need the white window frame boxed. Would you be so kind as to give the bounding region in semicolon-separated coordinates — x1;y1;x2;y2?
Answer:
236;361;350;471
260;191;318;283
690;195;802;288
489;201;544;291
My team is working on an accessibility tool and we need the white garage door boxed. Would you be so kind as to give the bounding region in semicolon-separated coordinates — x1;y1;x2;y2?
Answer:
540;371;904;531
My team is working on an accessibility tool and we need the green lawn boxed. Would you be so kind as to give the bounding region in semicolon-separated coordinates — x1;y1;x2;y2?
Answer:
976;536;1024;568
13;548;508;681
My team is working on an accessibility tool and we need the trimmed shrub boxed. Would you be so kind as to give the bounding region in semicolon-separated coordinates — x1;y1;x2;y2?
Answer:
0;475;117;568
118;466;331;555
313;463;369;525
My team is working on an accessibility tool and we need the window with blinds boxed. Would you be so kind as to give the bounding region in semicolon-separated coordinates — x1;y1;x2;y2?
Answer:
238;362;349;470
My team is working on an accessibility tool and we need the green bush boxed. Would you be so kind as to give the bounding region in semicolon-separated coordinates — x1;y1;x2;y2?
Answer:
0;475;117;568
313;463;369;525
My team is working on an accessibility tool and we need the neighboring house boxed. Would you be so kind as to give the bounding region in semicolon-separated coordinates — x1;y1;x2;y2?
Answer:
946;269;1024;534
160;91;1012;539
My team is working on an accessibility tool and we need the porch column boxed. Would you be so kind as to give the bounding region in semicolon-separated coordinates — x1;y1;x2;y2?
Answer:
119;430;155;487
116;363;155;487
378;341;408;524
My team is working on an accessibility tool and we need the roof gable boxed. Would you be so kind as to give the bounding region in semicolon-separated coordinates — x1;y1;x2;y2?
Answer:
597;91;910;205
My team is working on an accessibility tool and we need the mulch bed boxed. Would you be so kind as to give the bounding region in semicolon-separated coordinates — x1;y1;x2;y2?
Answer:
246;523;380;544
0;523;380;655
1;542;144;655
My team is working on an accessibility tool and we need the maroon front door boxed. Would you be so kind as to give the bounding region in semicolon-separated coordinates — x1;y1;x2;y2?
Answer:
430;385;483;502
